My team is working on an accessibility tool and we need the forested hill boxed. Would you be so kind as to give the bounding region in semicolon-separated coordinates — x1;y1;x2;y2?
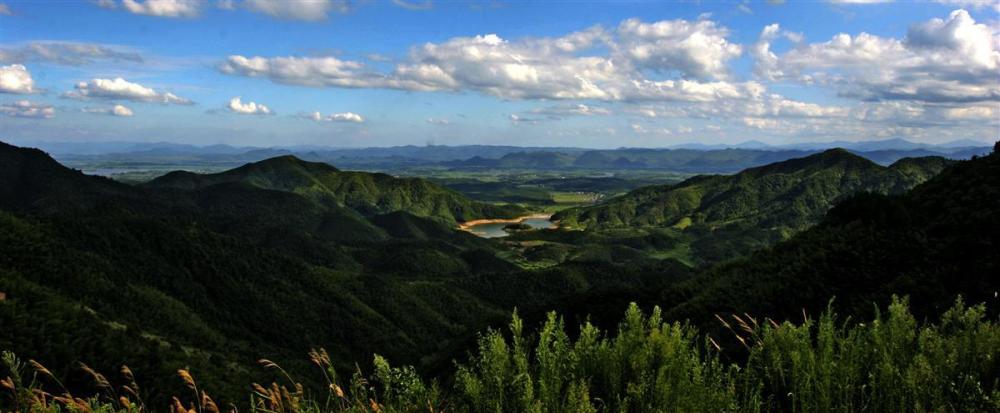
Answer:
147;154;527;223
555;149;950;233
0;141;532;403
664;143;1000;324
0;142;148;212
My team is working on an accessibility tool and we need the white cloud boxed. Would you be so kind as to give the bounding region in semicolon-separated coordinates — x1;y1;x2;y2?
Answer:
827;0;893;3
614;17;742;79
243;0;348;21
218;55;384;88
304;111;364;123
1;100;53;118
219;17;760;103
627;93;850;121
741;117;785;129
509;114;542;125
83;104;135;117
941;105;998;119
227;96;272;115
0;64;35;94
216;0;235;9
120;0;203;17
64;78;193;105
520;104;612;120
0;42;142;66
426;118;450;125
0;3;12;15
393;0;433;10
754;10;1000;104
933;0;1000;12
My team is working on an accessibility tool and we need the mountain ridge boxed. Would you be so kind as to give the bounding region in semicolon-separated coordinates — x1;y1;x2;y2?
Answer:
552;149;952;261
146;154;526;223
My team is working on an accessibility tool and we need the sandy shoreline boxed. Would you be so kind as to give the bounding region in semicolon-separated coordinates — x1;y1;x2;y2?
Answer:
458;214;554;230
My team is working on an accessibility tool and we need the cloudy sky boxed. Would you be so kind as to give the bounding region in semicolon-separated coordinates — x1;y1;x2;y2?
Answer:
0;0;997;148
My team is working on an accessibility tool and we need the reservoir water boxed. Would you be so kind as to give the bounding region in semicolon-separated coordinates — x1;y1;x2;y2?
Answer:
465;217;556;238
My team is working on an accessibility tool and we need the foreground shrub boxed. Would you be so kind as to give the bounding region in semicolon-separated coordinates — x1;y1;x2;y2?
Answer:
3;297;998;412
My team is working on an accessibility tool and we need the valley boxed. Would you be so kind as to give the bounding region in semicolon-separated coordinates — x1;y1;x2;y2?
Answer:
2;139;997;412
5;3;1000;411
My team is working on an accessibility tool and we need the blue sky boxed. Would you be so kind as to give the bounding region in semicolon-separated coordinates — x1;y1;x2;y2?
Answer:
1;0;997;148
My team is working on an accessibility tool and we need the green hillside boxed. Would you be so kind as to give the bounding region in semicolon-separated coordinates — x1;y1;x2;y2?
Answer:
556;149;949;229
0;143;519;403
664;143;1000;325
147;155;526;223
552;149;951;262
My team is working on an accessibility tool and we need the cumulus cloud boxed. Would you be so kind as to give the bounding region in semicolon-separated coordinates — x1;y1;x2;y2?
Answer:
64;77;193;105
627;92;850;121
614;17;742;79
218;55;386;88
393;0;433;10
941;105;997;119
0;64;35;94
827;0;893;3
118;0;203;17
219;17;759;103
0;42;142;66
304;111;364;123
243;0;348;21
933;0;1000;11
521;104;613;120
754;9;1000;104
1;100;53;118
227;96;272;115
509;114;543;125
83;104;135;117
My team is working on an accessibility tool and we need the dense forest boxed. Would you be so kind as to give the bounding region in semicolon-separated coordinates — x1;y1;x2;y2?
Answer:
1;141;998;412
549;149;950;264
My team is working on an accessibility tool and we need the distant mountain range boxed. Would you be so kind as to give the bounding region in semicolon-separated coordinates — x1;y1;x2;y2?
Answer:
20;137;992;156
15;138;992;176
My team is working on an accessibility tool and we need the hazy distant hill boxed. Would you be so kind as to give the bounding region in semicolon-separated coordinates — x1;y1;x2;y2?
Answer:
46;139;991;176
146;155;525;223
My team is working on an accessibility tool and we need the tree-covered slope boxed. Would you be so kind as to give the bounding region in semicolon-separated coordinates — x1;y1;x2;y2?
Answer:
0;142;156;213
663;144;999;325
147;155;526;223
555;149;950;231
0;142;520;403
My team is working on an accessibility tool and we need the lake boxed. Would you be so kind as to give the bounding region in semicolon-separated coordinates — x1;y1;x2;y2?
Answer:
465;217;556;238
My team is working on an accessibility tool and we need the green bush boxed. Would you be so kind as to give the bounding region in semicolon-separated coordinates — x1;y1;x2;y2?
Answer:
5;297;996;413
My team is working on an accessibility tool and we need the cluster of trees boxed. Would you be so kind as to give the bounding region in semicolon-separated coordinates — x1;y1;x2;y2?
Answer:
4;298;998;412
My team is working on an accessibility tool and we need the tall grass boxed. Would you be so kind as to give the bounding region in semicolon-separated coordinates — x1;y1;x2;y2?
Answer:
3;297;998;412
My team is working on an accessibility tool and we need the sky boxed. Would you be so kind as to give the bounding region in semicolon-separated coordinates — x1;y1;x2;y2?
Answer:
0;0;998;148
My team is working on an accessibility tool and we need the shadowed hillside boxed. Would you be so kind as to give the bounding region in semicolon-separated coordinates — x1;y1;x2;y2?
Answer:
661;143;1000;325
